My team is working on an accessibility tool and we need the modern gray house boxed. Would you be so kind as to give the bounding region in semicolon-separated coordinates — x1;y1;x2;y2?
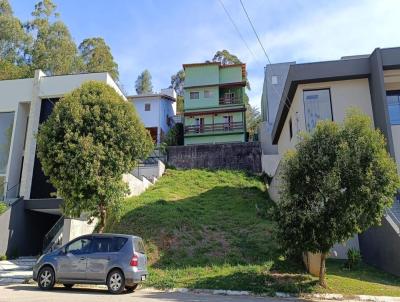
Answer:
262;47;400;276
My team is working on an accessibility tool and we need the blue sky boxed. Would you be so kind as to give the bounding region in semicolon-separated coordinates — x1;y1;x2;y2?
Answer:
10;0;400;108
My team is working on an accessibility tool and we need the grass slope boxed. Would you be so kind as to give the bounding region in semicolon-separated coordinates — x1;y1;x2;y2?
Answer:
108;169;400;296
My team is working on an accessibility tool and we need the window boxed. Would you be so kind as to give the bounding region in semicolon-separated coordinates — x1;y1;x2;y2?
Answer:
66;237;92;255
92;237;113;253
271;75;278;85
195;117;204;133
224;92;235;101
0;112;15;175
134;238;146;254
204;90;212;98
113;237;128;252
190;92;199;100
387;91;400;125
144;103;151;111
289;118;293;139
223;115;233;131
303;89;332;132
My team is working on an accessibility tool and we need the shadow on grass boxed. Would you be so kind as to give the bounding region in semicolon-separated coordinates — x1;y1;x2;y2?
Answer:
326;259;400;287
190;271;318;295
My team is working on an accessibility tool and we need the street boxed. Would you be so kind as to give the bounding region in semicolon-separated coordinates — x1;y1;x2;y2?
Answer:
0;284;305;302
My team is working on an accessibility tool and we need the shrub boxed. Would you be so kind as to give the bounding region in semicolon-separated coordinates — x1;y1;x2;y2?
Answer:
345;248;362;269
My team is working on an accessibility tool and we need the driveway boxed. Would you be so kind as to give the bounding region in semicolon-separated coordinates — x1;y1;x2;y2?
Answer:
0;284;308;302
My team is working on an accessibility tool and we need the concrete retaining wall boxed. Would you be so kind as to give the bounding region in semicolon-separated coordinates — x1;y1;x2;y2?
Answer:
167;142;262;173
62;218;98;245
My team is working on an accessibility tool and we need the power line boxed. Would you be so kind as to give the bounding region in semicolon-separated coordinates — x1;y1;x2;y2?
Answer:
218;0;256;61
239;0;292;114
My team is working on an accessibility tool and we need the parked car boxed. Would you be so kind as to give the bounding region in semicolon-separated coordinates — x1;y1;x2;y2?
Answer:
33;233;148;294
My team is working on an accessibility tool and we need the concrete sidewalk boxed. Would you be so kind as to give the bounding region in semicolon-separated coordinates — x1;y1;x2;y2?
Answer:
0;257;35;285
0;284;298;302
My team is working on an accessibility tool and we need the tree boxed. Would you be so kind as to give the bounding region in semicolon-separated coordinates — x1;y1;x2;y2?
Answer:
27;0;82;75
212;49;241;65
0;0;31;79
36;81;153;232
170;69;185;96
0;0;30;64
79;37;119;81
275;110;400;287
246;104;261;139
135;69;153;94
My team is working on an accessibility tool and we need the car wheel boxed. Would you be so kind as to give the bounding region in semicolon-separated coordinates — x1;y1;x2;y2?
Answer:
107;269;125;294
125;284;138;292
38;266;55;291
63;284;74;289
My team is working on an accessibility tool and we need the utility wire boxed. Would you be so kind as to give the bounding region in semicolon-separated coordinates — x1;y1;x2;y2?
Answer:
239;0;293;115
218;0;256;61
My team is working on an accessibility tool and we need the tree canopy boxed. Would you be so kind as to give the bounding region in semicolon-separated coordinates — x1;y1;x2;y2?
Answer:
26;0;82;75
0;0;119;80
135;69;153;95
275;110;400;287
79;37;119;81
36;81;153;232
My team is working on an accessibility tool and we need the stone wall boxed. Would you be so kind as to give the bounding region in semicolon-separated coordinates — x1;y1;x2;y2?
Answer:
167;142;262;173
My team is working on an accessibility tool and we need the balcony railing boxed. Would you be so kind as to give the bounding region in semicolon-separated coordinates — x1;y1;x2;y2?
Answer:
219;97;242;105
185;121;244;134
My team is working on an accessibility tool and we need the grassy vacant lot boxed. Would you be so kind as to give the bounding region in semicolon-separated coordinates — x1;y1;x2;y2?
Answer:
108;169;400;296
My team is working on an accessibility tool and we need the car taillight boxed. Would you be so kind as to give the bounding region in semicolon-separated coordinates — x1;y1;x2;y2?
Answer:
130;253;138;267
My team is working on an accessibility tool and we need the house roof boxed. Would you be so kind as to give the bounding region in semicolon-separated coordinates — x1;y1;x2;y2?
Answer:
271;47;400;144
127;93;176;102
182;62;245;69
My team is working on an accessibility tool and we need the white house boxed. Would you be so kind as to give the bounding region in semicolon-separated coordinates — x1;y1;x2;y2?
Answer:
0;70;141;257
128;88;177;145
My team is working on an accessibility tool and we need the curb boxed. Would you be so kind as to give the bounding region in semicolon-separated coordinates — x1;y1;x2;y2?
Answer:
143;287;400;301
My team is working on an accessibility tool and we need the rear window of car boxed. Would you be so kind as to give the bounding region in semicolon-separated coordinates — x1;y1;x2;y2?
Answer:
134;238;145;254
112;237;128;252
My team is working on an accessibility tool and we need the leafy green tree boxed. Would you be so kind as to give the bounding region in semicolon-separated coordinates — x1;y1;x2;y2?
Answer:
275;110;400;287
135;69;153;94
0;0;31;79
170;69;185;96
246;104;261;139
78;37;119;81
36;81;153;232
211;49;241;65
0;0;31;64
27;0;82;75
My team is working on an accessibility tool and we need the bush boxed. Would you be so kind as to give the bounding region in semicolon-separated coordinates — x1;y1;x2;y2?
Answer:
0;255;6;261
0;202;8;215
345;248;362;269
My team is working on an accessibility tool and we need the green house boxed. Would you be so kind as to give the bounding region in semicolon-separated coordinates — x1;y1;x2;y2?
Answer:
183;62;247;145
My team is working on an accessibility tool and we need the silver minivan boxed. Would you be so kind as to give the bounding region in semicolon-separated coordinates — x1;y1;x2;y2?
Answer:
33;233;148;294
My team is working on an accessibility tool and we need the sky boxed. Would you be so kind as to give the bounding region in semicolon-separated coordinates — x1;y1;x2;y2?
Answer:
10;0;400;108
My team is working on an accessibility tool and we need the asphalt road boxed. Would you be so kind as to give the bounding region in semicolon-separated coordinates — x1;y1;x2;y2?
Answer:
0;284;307;302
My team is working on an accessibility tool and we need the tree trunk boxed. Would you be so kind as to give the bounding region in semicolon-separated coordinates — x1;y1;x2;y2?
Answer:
98;204;107;233
319;252;327;288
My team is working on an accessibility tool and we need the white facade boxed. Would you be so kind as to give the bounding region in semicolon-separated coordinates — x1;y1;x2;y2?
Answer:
0;70;126;200
128;88;176;144
277;78;374;156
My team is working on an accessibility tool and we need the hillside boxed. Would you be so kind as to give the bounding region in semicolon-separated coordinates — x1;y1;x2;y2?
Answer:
108;169;400;296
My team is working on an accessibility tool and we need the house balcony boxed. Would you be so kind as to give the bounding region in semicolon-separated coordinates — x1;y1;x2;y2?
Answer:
219;96;242;105
184;121;244;135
